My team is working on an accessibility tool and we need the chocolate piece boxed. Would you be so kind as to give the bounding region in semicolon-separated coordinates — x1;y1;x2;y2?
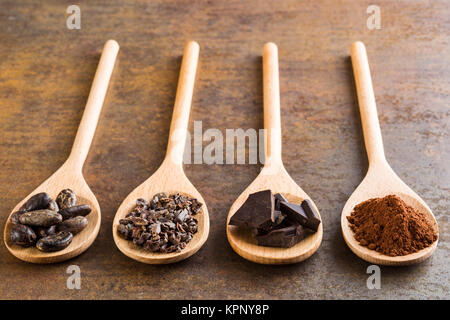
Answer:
254;210;285;235
256;224;305;248
273;210;285;225
274;193;288;211
230;190;319;248
229;190;275;229
280;201;320;231
301;199;321;231
279;201;309;225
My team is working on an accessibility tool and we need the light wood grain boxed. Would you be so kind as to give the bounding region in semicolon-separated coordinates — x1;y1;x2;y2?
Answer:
226;43;323;265
341;41;439;266
3;40;119;263
112;41;210;264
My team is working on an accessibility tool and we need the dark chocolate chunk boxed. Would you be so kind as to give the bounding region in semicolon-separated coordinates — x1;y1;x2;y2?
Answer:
279;201;309;226
280;200;320;231
230;190;319;248
274;193;288;211
256;225;305;248
301;199;321;231
273;210;285;225
254;210;285;235
229;190;275;229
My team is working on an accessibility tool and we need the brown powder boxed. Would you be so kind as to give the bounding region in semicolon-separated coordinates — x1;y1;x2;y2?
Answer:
347;195;438;256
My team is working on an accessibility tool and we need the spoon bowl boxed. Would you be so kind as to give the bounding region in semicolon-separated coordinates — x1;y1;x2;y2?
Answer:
341;164;438;266
113;161;209;264
4;164;101;263
3;40;119;263
226;43;323;264
113;41;210;264
341;42;439;266
227;166;323;265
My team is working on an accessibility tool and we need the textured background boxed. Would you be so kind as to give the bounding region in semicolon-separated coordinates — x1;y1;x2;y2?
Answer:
0;0;448;299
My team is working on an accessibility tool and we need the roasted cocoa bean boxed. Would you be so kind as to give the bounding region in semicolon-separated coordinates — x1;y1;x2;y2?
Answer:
18;192;51;213
10;224;37;247
19;209;62;227
36;231;73;252
10;211;24;224
47;199;59;212
59;204;91;220
10;189;90;252
56;189;77;210
57;216;88;235
36;225;57;238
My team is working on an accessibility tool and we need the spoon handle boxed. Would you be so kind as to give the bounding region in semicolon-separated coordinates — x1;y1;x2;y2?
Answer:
165;41;200;166
68;40;119;170
263;42;282;167
351;41;387;165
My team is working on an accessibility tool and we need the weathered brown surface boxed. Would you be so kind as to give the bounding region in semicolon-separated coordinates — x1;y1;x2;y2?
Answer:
0;0;448;299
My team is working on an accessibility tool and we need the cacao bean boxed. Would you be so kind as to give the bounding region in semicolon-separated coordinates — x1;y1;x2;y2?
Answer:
10;211;24;224
59;204;91;220
47;199;59;212
36;231;73;252
56;189;76;210
36;225;57;238
19;209;62;227
10;224;37;247
57;216;88;235
18;192;51;213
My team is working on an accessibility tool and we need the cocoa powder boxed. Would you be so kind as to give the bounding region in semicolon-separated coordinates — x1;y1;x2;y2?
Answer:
347;195;437;256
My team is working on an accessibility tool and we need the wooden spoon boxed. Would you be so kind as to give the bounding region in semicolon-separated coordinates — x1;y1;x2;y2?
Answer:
341;41;439;266
112;41;209;264
226;43;323;265
4;40;120;263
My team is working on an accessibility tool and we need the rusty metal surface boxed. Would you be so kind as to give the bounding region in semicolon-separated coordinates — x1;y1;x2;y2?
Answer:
0;0;448;299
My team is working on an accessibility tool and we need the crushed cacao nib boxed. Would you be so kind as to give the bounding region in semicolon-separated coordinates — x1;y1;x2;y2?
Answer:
118;193;202;253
